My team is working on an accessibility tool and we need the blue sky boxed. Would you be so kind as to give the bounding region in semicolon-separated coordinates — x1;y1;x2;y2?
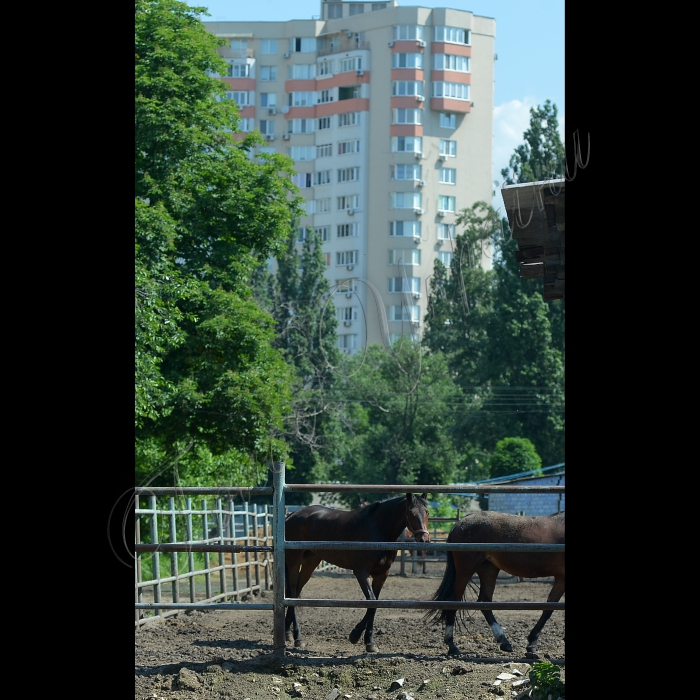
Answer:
186;0;564;215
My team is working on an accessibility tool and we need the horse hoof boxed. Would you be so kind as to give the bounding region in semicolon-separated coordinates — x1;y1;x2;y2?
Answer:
525;650;540;659
500;642;513;652
447;646;461;656
349;630;362;644
294;640;306;649
365;644;378;653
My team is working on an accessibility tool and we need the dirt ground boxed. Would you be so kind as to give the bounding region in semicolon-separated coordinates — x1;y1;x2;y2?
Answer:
134;566;564;700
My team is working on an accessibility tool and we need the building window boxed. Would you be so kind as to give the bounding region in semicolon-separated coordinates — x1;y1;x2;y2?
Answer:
391;136;422;153
337;334;358;351
372;3;387;9
225;91;250;105
389;304;420;322
439;168;456;184
315;197;331;213
313;170;332;186
260;66;277;81
287;118;314;134
338;166;360;182
440;113;457;129
392;108;422;125
338;111;361;127
336;278;359;294
316;143;333;158
339;85;362;100
438;223;455;240
349;3;364;15
227;62;250;77
392;53;423;69
439;251;454;266
318;59;333;76
392;25;424;41
337;223;359;237
391;164;421;180
390;192;422;209
438;195;456;212
259;119;275;136
338;139;360;155
297;227;309;242
291;172;312;188
338;306;358;321
288;64;316;79
229;39;248;56
317;116;332;130
289;146;315;161
388;249;421;265
391;81;423;97
337;250;359;265
318;89;334;104
389;221;421;237
433;54;470;72
433;26;470;45
239;118;253;132
261;39;277;54
315;226;330;242
337;195;359;210
324;252;331;266
432;82;470;101
439;139;457;157
340;57;362;72
288;91;314;107
388;276;420;293
289;37;318;53
260;93;277;108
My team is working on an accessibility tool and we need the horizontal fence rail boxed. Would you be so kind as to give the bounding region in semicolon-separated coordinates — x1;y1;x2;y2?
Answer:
134;466;565;658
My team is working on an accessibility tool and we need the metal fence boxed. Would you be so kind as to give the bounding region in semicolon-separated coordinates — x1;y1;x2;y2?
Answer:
135;462;565;655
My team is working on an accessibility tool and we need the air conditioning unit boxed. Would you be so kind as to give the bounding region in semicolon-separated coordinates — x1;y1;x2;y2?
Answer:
343;320;352;327
283;133;290;140
347;31;354;38
418;40;426;48
438;154;447;161
356;70;365;76
413;207;423;215
346;265;355;271
413;292;422;299
283;52;290;58
388;40;395;47
416;95;425;102
268;107;277;115
417;180;425;187
437;210;446;217
413;234;421;243
436;238;444;246
264;134;275;141
414;151;423;160
347;208;355;216
345;291;353;298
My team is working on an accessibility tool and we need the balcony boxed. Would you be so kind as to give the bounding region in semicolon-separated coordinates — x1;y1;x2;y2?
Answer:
317;39;369;57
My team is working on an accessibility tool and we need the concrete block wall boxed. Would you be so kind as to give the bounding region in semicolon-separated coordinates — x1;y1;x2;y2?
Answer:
486;474;565;516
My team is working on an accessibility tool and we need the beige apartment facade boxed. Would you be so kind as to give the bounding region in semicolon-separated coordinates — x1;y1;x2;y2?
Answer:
205;1;495;354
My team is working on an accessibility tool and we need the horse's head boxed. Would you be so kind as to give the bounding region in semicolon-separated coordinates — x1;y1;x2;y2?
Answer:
405;492;430;543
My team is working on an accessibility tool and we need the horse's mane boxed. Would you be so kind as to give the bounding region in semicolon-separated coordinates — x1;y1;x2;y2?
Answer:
364;494;428;512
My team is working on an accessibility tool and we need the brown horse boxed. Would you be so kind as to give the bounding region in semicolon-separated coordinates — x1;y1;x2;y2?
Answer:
284;493;430;652
425;510;564;658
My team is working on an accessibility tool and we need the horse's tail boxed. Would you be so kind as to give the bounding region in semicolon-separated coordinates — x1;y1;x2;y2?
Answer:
422;549;457;625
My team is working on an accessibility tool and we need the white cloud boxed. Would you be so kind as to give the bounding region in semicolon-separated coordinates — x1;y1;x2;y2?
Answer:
491;98;565;216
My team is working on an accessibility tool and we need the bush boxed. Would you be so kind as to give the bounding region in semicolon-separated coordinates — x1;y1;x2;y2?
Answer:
489;437;542;478
528;661;565;699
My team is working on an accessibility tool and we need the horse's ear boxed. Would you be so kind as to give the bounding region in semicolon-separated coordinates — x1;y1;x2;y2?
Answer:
420;492;427;501
406;492;413;503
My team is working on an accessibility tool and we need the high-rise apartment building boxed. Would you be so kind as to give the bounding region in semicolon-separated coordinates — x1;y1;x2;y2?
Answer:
205;1;495;353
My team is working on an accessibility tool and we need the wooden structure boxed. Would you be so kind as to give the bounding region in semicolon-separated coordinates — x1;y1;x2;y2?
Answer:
500;179;565;300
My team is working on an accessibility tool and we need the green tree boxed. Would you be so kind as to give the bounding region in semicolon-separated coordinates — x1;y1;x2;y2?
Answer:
489;437;543;479
329;341;465;507
266;228;342;504
135;0;304;486
500;100;565;185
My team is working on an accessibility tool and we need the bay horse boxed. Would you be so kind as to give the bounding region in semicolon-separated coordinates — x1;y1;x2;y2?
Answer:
425;510;564;658
284;493;430;652
398;527;427;574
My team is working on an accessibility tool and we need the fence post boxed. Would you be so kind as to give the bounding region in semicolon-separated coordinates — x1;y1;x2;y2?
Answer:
272;461;286;655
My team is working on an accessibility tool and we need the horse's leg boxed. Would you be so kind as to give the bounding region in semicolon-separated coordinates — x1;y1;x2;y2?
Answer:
284;555;302;645
287;556;322;648
474;561;513;652
348;568;381;652
525;576;565;658
361;569;389;653
443;553;480;656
